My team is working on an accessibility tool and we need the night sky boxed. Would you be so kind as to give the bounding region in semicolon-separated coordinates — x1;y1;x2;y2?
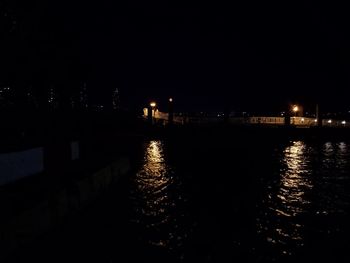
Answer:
2;1;350;112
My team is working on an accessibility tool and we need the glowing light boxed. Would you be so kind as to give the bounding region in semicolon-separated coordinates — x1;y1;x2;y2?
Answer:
293;105;299;112
301;118;304;122
342;120;346;125
314;119;317;122
279;142;313;224
143;108;148;117
169;98;173;102
150;102;156;108
257;141;313;256
328;119;332;124
133;141;184;249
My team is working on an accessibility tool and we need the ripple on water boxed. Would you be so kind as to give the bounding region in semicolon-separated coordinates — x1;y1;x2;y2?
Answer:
130;140;189;258
256;141;350;261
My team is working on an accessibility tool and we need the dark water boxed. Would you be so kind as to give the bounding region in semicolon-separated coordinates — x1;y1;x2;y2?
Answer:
11;138;350;262
126;139;350;262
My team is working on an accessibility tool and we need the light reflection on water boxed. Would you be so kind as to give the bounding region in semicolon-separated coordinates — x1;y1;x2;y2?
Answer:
131;140;187;255
257;141;313;258
128;139;350;261
317;142;350;215
278;141;313;217
257;140;350;260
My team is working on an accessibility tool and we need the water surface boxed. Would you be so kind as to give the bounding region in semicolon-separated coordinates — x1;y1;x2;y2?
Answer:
11;138;350;262
127;139;350;262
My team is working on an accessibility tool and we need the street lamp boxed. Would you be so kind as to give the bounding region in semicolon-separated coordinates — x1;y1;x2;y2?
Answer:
291;105;299;125
293;105;299;117
150;101;157;122
168;98;174;125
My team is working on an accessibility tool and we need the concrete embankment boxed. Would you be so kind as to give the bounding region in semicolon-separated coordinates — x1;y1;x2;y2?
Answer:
0;157;131;259
0;132;143;260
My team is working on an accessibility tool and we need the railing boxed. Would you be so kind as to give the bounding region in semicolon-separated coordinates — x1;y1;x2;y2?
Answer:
143;109;350;127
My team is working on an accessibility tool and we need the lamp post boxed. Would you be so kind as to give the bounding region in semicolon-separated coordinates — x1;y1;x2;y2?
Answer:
150;102;156;124
293;105;299;117
292;105;299;125
168;98;174;126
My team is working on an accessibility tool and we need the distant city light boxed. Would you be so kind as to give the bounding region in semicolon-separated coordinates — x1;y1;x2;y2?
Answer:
169;98;173;102
150;102;156;108
342;120;346;125
328;119;332;123
301;118;305;122
0;86;11;94
314;119;317;122
293;105;299;112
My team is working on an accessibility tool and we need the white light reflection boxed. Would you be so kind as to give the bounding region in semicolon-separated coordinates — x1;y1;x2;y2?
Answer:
278;141;313;216
137;140;170;192
323;141;350;167
131;140;186;253
276;141;313;252
257;141;313;259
